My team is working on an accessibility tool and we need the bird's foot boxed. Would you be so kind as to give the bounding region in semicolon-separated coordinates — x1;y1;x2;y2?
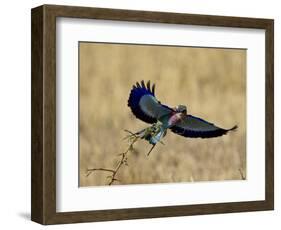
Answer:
123;123;164;156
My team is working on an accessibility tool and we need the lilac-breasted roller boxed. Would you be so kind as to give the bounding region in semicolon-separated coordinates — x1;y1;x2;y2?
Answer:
128;80;237;146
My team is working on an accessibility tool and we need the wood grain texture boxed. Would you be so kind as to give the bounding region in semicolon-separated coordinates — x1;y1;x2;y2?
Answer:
31;4;274;225
265;20;274;210
31;5;57;224
31;6;44;224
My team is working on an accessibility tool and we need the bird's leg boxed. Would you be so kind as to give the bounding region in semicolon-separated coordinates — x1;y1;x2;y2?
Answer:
123;122;164;157
147;122;166;145
147;144;156;156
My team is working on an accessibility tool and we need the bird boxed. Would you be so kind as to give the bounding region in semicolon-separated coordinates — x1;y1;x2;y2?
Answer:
127;80;237;148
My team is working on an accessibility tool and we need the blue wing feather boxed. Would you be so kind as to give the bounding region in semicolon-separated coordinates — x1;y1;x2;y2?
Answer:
170;115;237;138
128;81;172;124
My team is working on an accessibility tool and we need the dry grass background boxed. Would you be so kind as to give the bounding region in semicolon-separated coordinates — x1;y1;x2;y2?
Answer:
79;42;246;187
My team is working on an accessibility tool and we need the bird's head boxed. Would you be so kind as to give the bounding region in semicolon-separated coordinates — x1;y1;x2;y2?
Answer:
175;105;187;115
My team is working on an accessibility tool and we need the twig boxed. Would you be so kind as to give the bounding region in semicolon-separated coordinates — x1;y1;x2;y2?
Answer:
86;132;140;185
238;168;246;180
86;124;160;185
86;168;115;177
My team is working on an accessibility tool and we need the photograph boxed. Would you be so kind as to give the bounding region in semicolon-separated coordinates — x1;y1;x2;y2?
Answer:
79;42;246;187
30;4;274;224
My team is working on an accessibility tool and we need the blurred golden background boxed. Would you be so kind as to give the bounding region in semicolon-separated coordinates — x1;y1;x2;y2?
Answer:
79;42;246;187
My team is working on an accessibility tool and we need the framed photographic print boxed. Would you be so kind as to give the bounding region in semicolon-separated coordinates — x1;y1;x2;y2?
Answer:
31;4;274;225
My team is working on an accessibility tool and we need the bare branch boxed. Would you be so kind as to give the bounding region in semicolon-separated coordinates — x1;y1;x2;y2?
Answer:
86;125;159;185
86;131;141;185
238;168;246;180
86;168;115;177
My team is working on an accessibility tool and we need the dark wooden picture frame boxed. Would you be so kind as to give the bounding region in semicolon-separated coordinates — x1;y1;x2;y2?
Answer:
31;4;274;225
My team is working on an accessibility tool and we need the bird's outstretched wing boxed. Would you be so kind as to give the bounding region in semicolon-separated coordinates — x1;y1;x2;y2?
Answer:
170;115;237;138
128;80;173;124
